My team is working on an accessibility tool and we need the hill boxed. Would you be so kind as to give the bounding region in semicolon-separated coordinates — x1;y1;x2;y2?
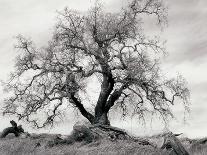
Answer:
0;126;207;155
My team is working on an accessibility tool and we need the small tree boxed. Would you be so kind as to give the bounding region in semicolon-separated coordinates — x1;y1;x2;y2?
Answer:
2;0;189;128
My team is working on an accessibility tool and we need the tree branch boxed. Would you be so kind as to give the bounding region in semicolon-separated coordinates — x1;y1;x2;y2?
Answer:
70;94;95;123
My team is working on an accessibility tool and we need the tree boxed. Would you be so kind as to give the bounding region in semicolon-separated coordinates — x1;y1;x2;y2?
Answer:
2;0;189;128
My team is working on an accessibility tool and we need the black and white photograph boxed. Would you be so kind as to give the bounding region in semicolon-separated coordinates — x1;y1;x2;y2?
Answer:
0;0;206;154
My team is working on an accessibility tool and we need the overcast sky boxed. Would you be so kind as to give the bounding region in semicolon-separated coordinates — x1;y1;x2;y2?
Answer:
0;0;207;138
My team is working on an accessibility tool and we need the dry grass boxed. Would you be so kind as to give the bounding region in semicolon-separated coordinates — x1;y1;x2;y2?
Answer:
187;137;207;155
0;133;164;155
0;132;207;155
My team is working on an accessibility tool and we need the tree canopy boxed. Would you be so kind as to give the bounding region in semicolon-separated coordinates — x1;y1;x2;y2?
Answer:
2;0;190;128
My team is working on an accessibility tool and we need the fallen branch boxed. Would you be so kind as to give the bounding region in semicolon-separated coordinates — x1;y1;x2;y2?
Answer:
161;132;189;155
1;120;25;138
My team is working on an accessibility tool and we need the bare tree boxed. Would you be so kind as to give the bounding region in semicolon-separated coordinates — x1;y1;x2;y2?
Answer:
2;0;190;128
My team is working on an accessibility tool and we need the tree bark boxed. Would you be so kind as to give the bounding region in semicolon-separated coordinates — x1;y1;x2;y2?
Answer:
93;112;110;125
93;52;114;125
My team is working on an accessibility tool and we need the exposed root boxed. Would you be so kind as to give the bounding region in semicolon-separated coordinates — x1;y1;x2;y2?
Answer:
47;124;154;147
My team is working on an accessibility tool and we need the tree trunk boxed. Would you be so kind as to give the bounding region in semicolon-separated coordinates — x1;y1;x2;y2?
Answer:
93;112;110;125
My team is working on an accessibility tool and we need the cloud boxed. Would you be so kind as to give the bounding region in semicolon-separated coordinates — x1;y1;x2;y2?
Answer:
164;0;207;64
